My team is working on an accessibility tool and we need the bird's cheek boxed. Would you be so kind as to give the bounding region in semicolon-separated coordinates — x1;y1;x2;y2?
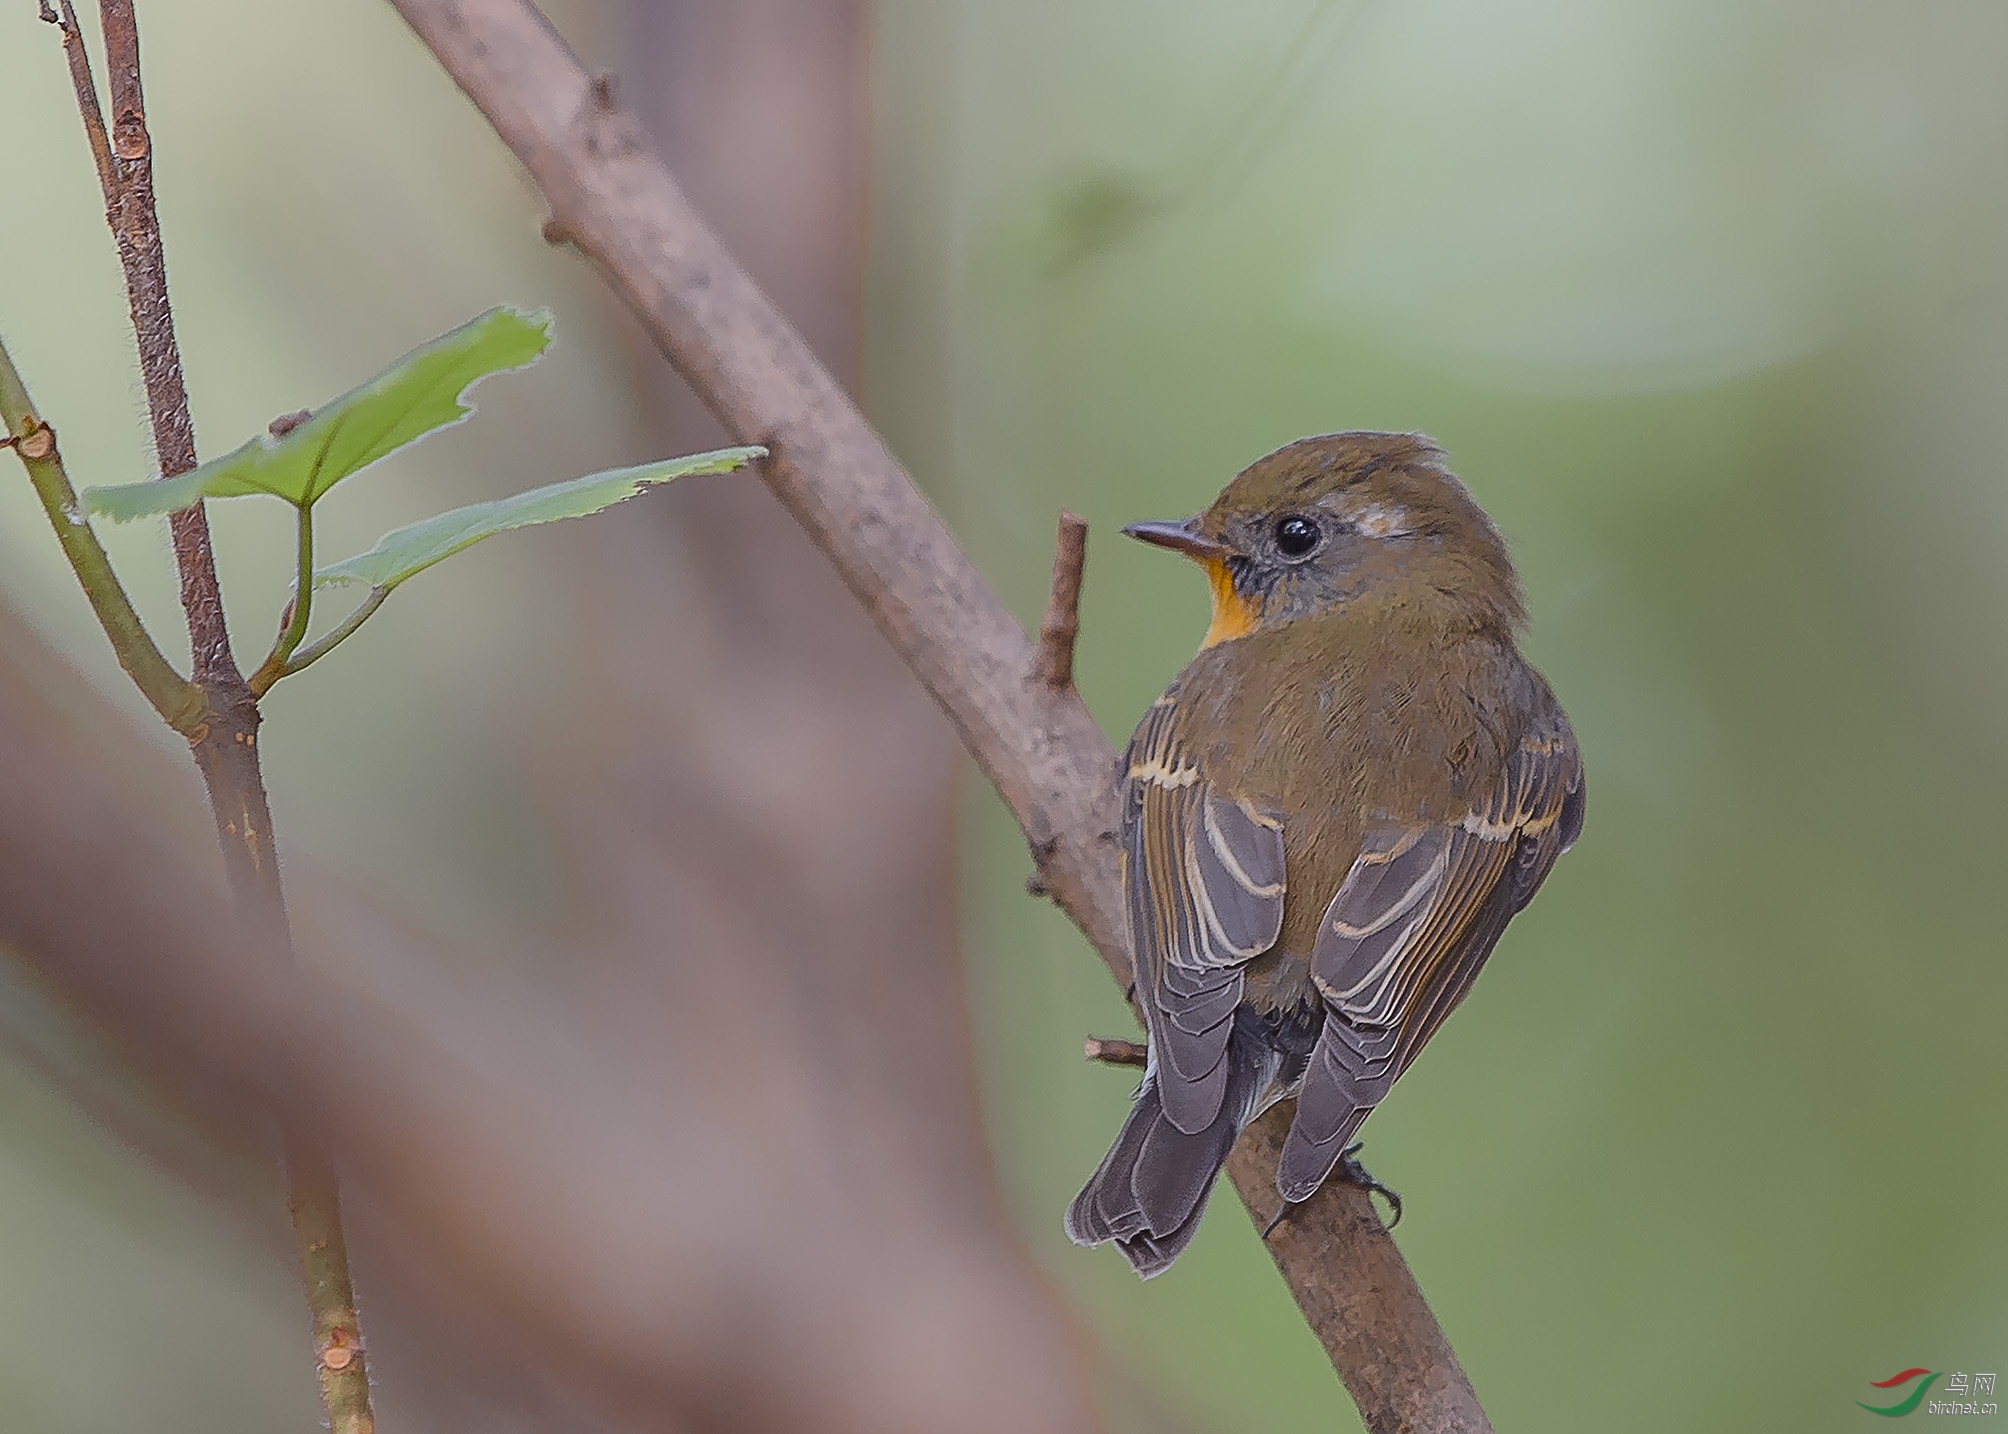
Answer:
1200;559;1261;648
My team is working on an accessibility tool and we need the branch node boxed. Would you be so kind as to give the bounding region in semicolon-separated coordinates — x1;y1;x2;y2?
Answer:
318;1329;359;1372
589;69;618;111
112;108;148;160
1084;1036;1147;1067
540;213;574;247
11;420;55;462
1025;830;1060;901
1032;508;1087;689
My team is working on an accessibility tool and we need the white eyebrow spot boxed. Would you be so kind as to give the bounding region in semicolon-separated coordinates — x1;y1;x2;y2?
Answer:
1352;502;1411;539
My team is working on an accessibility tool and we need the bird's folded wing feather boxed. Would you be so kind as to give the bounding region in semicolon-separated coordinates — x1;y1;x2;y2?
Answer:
1278;706;1584;1199
1124;696;1287;1135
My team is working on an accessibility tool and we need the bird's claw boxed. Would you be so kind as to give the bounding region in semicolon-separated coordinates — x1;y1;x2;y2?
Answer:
1261;1142;1402;1241
1336;1141;1402;1228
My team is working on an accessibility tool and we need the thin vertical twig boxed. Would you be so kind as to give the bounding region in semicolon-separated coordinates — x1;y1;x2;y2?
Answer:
1033;508;1088;689
41;6;377;1431
49;2;115;182
58;0;233;678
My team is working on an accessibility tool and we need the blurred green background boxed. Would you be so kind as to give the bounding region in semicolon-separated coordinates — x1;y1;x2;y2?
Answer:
3;1;2006;1430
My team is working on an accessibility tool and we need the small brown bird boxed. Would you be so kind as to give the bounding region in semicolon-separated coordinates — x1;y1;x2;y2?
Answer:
1066;432;1584;1278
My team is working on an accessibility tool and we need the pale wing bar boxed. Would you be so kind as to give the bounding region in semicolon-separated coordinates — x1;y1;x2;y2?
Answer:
1276;710;1583;1201
1124;697;1286;1135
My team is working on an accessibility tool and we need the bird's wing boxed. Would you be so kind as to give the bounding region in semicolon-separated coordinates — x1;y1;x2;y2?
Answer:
1123;695;1287;1136
1276;705;1584;1201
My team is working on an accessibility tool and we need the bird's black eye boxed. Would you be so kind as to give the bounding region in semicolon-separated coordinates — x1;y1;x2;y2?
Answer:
1274;514;1320;559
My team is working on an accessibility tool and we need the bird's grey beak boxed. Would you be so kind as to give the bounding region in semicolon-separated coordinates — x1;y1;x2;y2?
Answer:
1122;517;1230;563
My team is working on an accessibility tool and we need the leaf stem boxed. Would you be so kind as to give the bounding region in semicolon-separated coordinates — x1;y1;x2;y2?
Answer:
0;332;203;731
269;586;389;688
249;504;315;695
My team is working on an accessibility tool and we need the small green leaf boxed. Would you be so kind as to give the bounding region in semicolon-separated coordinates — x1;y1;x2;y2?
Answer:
85;306;553;522
313;446;766;592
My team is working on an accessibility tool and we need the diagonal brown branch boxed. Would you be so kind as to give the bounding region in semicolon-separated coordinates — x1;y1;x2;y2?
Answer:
385;3;1493;1430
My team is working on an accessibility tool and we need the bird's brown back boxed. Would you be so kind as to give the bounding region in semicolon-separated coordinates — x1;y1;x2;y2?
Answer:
1160;583;1548;1012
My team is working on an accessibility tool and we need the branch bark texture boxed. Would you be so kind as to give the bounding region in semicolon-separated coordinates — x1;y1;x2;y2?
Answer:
58;0;230;678
386;2;1492;1429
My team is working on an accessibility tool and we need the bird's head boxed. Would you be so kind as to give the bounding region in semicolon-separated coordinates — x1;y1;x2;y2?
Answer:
1124;432;1524;648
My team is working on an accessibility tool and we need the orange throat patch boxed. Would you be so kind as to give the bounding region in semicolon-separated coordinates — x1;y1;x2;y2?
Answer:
1200;557;1260;648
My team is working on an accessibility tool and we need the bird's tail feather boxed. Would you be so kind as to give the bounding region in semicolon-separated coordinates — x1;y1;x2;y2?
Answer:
1065;1030;1271;1278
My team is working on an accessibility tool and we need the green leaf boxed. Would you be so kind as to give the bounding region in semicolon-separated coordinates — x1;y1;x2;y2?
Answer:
85;306;553;522
312;447;766;592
